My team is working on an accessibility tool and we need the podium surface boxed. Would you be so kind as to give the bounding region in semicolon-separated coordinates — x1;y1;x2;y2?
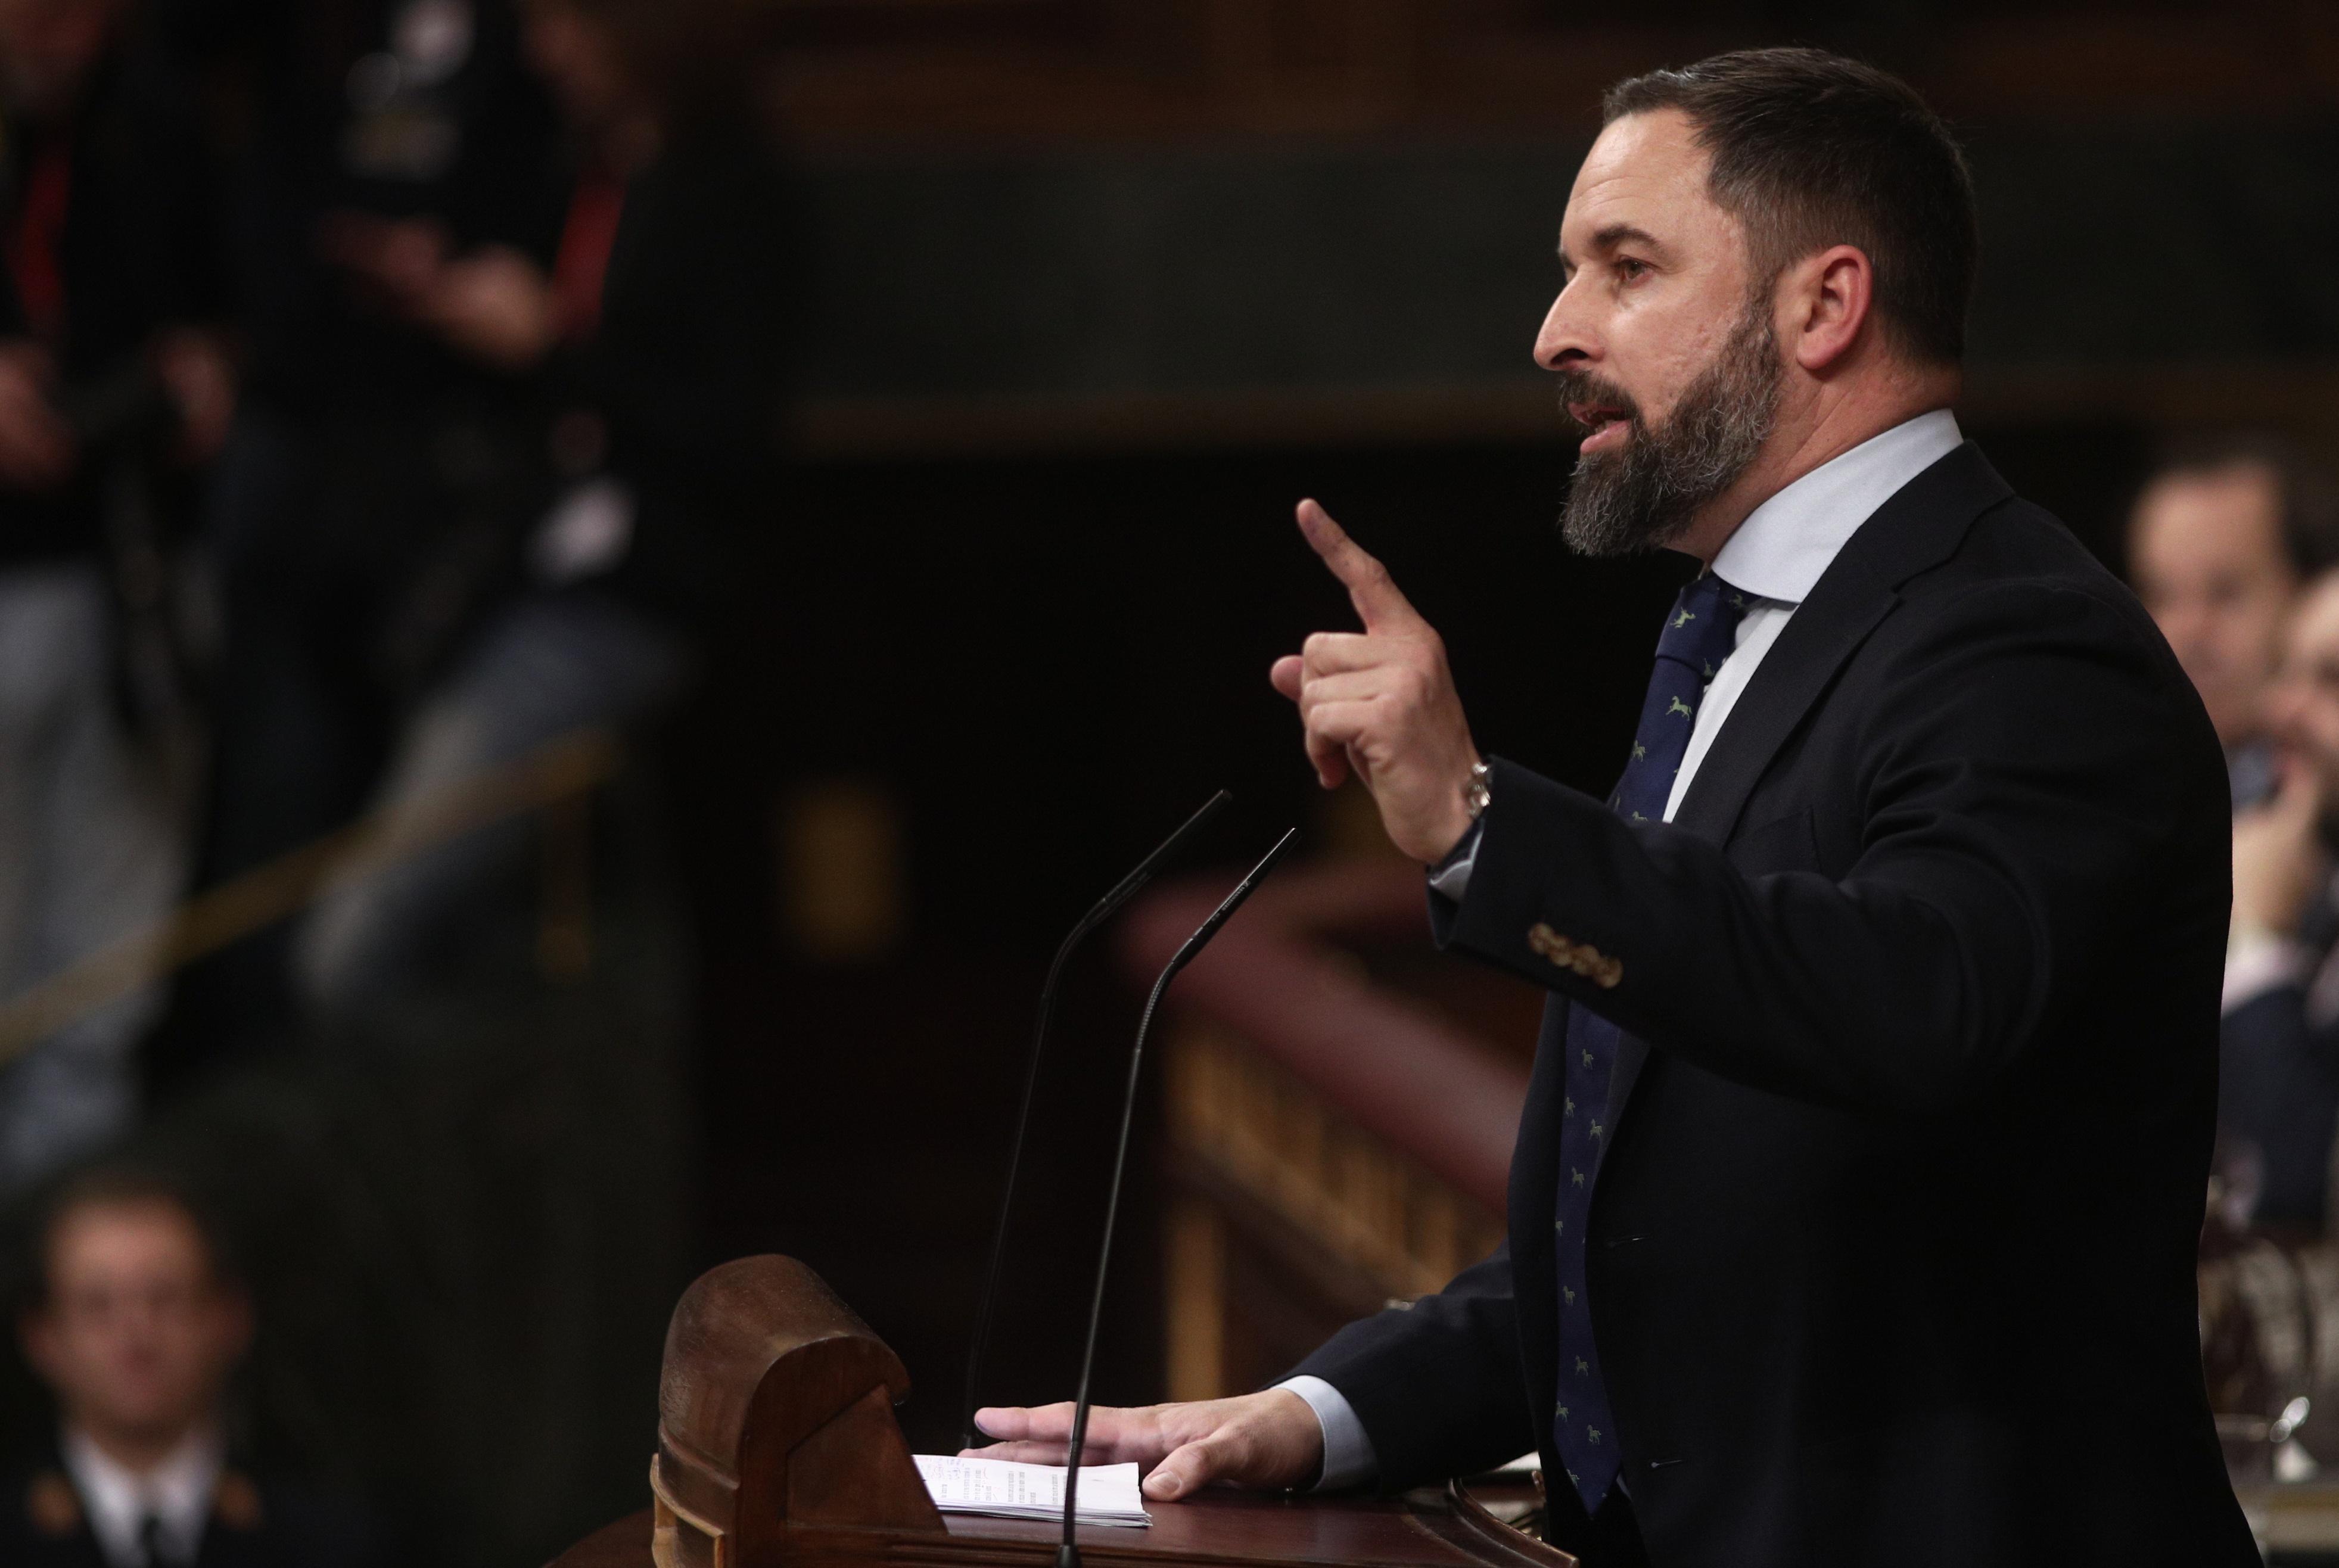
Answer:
548;1256;1572;1568
553;1484;1567;1568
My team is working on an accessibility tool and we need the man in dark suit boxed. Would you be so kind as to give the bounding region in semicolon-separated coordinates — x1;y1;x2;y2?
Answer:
972;47;2253;1568
2127;434;2339;813
3;1166;382;1566
2218;567;2339;1231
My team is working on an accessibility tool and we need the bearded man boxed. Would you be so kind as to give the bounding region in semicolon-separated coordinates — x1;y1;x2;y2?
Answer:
972;47;2253;1568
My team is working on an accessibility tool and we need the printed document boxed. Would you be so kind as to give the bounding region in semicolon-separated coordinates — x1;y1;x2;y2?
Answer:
912;1454;1152;1527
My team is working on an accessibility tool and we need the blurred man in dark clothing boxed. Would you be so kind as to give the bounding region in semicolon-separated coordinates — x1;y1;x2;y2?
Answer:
0;0;232;1193
2129;434;2339;813
278;0;789;1018
2222;569;2339;1230
186;0;787;1032
179;0;570;1056
5;1166;384;1566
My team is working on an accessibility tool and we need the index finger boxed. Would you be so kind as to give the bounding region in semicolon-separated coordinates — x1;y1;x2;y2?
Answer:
1296;499;1426;636
972;1402;1074;1442
973;1403;1158;1455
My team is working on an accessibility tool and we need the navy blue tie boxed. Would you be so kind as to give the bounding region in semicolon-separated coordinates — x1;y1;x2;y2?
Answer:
1553;571;1749;1511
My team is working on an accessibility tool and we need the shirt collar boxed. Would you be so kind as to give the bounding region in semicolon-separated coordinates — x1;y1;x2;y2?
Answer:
1710;409;1963;606
61;1423;224;1566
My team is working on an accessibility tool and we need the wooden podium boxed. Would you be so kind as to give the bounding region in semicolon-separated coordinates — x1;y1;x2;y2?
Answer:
548;1255;1576;1568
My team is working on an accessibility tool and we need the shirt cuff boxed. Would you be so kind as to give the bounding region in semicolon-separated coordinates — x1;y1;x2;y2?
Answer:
2225;926;2311;1015
1426;819;1484;903
1274;1375;1378;1491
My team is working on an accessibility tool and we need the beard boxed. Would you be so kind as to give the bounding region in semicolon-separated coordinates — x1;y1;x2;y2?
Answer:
1556;298;1784;558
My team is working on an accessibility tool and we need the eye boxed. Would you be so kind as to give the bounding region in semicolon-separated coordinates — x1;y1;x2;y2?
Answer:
1615;256;1651;283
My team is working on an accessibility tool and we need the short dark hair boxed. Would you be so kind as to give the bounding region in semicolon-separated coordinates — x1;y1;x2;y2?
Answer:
21;1165;238;1312
1603;48;1979;365
2141;431;2339;580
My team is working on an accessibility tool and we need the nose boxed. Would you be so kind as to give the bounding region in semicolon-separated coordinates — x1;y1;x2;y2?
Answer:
1535;277;1597;372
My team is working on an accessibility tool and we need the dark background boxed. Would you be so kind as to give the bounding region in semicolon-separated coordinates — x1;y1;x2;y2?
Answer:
666;0;2266;1467
8;2;2328;1560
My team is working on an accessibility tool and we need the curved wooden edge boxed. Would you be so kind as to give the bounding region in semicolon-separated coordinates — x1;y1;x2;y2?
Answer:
1443;1480;1578;1568
655;1255;947;1559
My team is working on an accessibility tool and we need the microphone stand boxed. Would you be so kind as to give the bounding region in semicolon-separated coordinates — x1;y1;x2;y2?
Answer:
960;791;1234;1450
1056;827;1299;1568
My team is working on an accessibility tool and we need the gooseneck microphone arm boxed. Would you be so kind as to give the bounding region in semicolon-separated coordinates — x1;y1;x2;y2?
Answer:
960;791;1234;1451
1056;827;1300;1568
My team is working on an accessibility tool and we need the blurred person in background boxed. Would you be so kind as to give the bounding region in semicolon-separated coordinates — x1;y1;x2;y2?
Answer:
2223;565;2339;1233
0;0;232;1194
4;1166;382;1565
2128;433;2339;812
174;0;568;1060
182;0;787;1037
287;0;791;1018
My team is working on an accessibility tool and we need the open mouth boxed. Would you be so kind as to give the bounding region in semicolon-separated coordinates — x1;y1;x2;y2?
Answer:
1569;402;1632;450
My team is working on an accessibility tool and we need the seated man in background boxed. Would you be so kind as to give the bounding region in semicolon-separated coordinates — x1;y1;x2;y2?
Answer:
2129;434;2339;811
2224;567;2339;1230
4;1166;381;1566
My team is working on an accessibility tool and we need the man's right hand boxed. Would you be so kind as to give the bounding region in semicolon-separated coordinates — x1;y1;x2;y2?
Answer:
966;1390;1324;1501
2234;761;2328;938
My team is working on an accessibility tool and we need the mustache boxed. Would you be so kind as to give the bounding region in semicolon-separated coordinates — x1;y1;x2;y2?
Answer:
1552;369;1644;437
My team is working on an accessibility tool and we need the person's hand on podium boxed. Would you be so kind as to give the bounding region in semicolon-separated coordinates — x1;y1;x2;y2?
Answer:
1270;500;1482;865
966;1389;1323;1501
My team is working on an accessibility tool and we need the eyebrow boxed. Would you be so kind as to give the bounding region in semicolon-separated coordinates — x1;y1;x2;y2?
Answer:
1558;222;1669;273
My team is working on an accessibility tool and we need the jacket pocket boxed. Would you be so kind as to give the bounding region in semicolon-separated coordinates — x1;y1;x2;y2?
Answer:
1724;807;1820;876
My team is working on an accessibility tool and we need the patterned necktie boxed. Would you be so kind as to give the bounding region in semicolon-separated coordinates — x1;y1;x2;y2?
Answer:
1553;570;1749;1512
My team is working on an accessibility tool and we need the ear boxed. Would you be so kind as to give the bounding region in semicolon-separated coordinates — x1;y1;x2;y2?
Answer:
1784;244;1875;374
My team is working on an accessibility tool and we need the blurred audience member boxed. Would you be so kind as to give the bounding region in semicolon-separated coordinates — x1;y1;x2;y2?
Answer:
2129;433;2339;810
182;0;567;1056
4;1166;382;1565
2222;569;2339;1230
0;0;231;1193
286;0;790;1017
183;0;786;1040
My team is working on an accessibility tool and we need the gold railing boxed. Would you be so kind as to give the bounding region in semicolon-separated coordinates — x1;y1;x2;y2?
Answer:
1169;1019;1503;1297
1162;1017;1506;1402
0;726;623;1068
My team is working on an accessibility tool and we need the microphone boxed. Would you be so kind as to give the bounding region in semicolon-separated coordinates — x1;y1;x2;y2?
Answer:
960;791;1234;1450
1056;827;1299;1568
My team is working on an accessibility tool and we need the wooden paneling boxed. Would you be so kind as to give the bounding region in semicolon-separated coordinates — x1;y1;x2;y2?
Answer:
759;1;2339;147
1164;1022;1506;1400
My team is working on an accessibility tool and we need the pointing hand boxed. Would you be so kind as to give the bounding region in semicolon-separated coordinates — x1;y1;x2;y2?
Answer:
1269;500;1482;863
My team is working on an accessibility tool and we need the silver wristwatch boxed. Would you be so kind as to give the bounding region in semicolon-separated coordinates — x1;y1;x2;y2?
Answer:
1464;760;1492;820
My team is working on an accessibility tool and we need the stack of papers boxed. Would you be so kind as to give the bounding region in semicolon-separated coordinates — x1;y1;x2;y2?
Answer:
913;1454;1153;1527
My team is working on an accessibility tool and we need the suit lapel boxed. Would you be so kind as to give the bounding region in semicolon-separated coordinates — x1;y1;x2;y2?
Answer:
1671;442;2011;844
1607;443;2013;1127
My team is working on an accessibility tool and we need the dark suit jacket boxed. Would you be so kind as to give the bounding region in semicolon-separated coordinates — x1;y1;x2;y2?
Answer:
0;1452;385;1568
2219;878;2339;1228
1293;444;2254;1567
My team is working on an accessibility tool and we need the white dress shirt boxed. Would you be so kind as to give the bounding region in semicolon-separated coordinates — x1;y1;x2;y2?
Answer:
61;1424;223;1568
1291;407;1965;1489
